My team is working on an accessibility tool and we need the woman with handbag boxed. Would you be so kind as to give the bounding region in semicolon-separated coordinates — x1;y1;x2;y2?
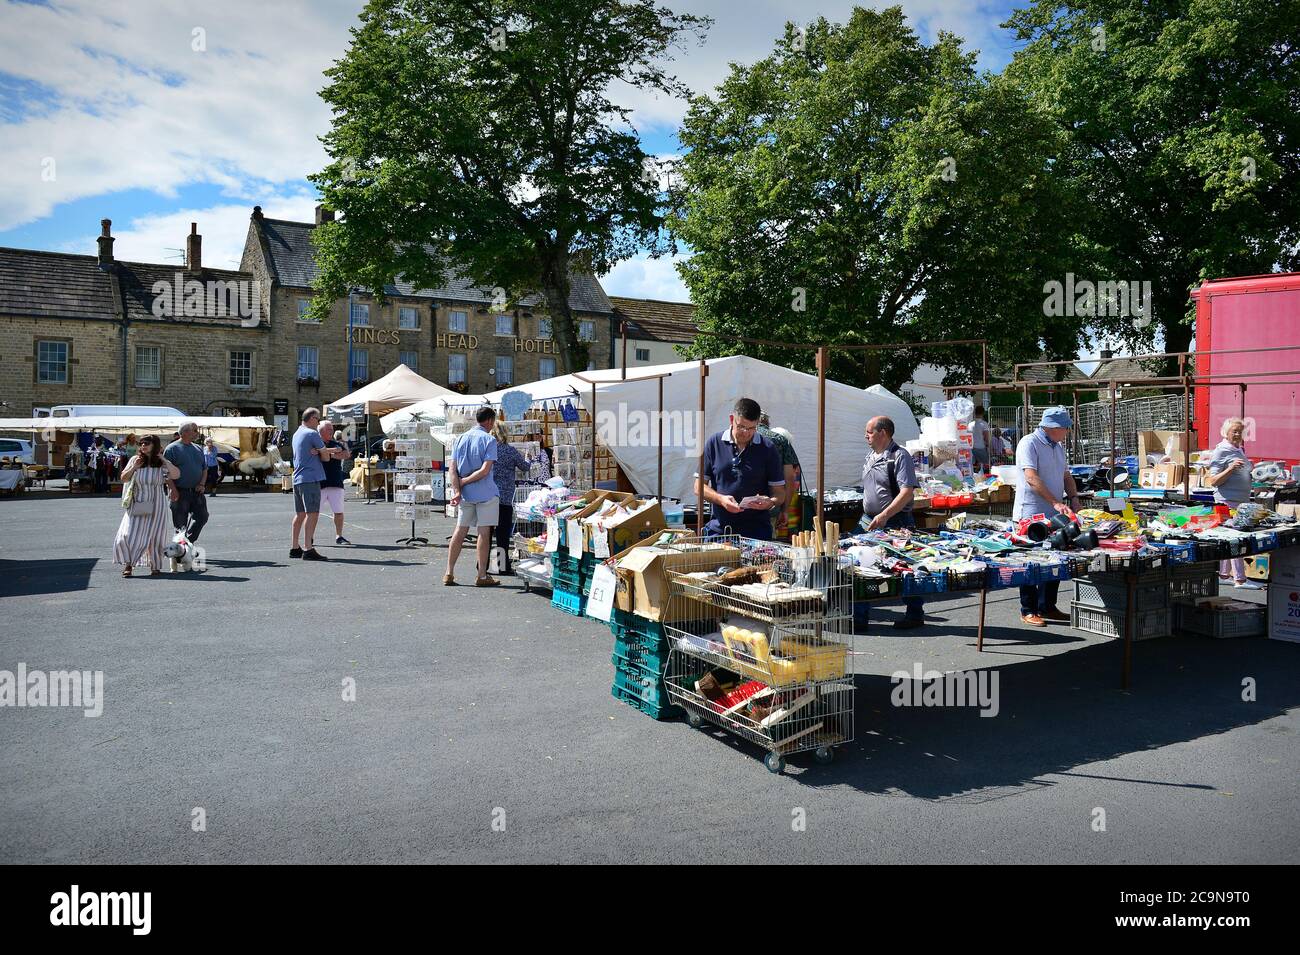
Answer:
113;435;180;578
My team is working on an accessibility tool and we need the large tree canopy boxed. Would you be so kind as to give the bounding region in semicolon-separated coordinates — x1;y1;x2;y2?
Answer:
669;6;1082;393
1005;0;1300;366
309;0;709;373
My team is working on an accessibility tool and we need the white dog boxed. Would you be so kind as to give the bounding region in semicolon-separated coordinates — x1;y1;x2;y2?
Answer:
164;532;198;573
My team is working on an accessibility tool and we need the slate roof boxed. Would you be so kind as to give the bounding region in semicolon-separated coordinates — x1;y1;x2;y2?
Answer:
114;261;257;325
608;296;698;343
0;247;117;319
1089;355;1167;382
258;217;614;313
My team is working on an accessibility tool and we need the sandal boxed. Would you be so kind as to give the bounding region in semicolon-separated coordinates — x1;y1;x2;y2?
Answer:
122;567;132;578
442;573;457;586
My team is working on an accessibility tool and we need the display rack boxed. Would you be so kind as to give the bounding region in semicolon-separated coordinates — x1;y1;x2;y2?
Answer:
389;422;437;545
510;482;553;592
660;535;856;774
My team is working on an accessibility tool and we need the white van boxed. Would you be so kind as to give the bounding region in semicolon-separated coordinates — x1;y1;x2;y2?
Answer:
49;404;186;418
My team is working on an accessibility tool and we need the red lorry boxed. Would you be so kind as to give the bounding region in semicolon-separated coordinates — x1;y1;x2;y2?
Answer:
1191;272;1300;467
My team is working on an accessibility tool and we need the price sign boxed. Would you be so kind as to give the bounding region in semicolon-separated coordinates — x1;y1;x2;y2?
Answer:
586;564;617;622
567;519;583;557
545;517;560;553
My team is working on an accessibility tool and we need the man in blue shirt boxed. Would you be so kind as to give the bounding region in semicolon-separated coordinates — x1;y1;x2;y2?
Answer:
163;422;209;546
445;406;500;586
696;398;786;541
1013;406;1081;626
290;407;331;561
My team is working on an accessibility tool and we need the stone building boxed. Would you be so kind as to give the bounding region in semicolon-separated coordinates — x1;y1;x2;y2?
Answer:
0;206;618;428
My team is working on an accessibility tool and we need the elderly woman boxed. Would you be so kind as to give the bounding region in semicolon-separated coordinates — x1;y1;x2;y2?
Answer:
114;435;181;577
1204;417;1260;590
489;422;530;575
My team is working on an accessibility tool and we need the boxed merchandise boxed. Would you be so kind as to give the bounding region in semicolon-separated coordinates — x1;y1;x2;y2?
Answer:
574;492;665;555
1138;464;1186;489
614;541;742;621
394;455;433;470
394;488;432;504
394;505;432;521
1138;430;1191;467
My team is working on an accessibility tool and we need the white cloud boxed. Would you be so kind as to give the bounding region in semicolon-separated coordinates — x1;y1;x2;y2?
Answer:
601;253;692;302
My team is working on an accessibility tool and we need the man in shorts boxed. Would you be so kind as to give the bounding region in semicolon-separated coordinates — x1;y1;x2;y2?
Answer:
317;420;351;545
444;406;500;587
290;407;329;561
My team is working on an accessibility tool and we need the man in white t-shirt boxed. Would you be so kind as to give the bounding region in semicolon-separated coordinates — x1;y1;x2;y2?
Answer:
970;405;991;472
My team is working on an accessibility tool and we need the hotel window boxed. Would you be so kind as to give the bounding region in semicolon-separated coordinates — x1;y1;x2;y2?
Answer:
539;357;557;379
297;345;319;380
579;320;595;342
537;318;552;340
398;306;419;330
449;310;468;333
495;355;514;386
399;350;419;372
296;298;318;323
635;347;650;362
448;353;467;384
495;313;514;337
350;350;369;383
350;302;370;326
229;350;253;388
37;340;68;384
134;345;161;387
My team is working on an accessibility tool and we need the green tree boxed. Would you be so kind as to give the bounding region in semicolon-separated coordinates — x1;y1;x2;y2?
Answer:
669;6;1083;393
308;0;709;373
1004;0;1300;367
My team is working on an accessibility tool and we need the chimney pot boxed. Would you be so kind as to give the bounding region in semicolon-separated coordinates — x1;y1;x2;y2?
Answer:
186;223;202;272
252;205;263;221
314;203;334;225
97;218;114;265
1099;348;1113;360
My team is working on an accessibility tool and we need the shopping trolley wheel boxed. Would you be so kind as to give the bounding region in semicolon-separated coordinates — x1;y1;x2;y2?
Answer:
686;711;703;729
764;753;785;774
814;746;835;765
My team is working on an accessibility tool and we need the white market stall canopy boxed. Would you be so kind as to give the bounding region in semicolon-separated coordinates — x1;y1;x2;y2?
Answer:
0;415;269;436
399;355;918;502
324;364;459;418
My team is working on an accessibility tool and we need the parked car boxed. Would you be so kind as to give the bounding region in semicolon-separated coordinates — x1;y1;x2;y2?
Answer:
0;437;35;464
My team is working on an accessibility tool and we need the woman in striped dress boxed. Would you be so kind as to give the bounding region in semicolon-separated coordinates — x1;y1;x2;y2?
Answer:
113;435;180;577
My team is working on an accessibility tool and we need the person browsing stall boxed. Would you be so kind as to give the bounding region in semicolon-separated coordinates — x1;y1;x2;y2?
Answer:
861;415;924;629
695;398;786;541
1013;406;1082;626
445;406;501;587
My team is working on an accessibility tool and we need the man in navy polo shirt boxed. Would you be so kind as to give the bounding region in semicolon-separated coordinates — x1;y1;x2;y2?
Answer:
696;397;786;540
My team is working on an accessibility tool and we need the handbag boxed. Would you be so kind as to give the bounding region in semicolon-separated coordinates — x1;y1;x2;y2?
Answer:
124;472;154;517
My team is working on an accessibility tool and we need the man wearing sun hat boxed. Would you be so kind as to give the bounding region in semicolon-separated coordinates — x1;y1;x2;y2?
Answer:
1014;406;1082;627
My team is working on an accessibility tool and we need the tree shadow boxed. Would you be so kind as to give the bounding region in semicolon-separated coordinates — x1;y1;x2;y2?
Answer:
0;558;98;597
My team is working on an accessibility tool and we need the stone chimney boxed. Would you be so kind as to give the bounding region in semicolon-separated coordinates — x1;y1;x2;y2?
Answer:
96;219;114;266
252;205;263;222
185;222;202;272
1099;348;1113;360
314;203;334;225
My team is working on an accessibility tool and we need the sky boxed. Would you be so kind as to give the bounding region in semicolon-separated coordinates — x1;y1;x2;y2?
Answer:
0;0;1025;305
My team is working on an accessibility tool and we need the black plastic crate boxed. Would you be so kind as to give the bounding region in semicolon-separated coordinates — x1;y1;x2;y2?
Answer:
1073;577;1169;611
1070;601;1171;641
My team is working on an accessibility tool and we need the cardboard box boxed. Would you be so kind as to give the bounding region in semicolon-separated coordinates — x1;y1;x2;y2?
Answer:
1268;545;1300;588
1244;555;1270;581
614;541;740;621
576;491;665;555
1267;585;1300;643
1138;430;1192;467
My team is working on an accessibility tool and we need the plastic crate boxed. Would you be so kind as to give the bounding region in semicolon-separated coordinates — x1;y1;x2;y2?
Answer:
853;573;901;600
1173;601;1265;639
1073;577;1169;611
902;572;947;596
612;661;673;709
610;609;668;648
1169;566;1219;600
1069;602;1171;641
945;568;986;591
550;565;585;593
1248;531;1279;554
1193;538;1230;562
551;588;586;616
612;644;668;674
1030;561;1071;584
611;681;681;720
985;562;1033;589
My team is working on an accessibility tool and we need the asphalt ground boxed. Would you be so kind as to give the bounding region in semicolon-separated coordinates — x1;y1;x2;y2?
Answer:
1;486;1297;864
